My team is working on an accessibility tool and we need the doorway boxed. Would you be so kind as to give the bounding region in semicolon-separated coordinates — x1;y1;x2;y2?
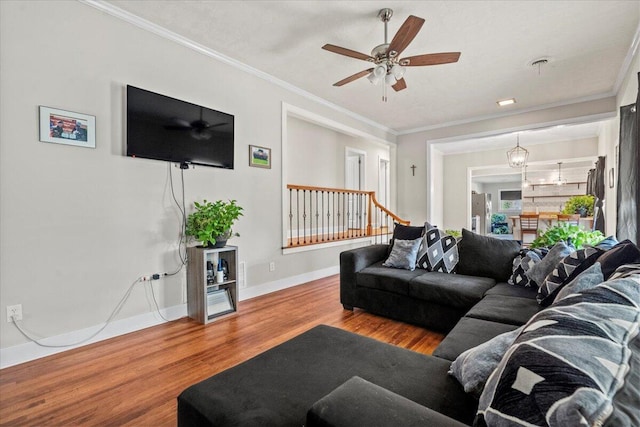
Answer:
345;147;366;229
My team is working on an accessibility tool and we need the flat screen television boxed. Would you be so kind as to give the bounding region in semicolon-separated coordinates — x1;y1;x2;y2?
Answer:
126;85;234;169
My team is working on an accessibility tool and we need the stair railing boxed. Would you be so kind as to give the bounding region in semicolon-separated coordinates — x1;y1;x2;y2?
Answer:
286;184;409;248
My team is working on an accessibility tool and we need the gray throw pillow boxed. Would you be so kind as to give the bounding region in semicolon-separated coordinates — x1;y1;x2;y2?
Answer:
449;326;524;398
382;238;422;271
553;262;604;303
525;242;574;286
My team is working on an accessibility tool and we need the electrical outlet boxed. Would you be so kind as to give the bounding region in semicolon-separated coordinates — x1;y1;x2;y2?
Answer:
239;262;247;289
269;261;275;272
7;304;22;322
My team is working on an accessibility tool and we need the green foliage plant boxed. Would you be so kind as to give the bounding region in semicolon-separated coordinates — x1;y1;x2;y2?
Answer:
186;199;244;247
530;223;604;250
445;229;461;238
562;195;595;216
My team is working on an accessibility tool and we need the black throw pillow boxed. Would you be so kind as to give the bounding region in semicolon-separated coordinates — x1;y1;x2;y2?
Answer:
457;229;521;282
596;240;640;279
388;223;425;254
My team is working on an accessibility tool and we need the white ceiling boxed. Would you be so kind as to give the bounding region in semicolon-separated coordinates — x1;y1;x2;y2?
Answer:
104;1;639;134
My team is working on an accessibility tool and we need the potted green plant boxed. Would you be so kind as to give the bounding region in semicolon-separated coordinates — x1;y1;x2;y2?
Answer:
530;223;604;249
562;195;595;217
186;199;244;248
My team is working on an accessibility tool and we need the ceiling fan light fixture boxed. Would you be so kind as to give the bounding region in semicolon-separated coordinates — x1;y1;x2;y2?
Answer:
391;64;405;80
385;72;396;85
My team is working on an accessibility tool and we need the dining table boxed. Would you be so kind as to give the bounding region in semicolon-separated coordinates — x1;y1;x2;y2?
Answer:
509;213;595;234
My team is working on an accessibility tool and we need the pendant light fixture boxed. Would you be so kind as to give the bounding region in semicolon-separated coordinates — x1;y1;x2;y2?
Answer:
507;133;529;168
554;162;567;186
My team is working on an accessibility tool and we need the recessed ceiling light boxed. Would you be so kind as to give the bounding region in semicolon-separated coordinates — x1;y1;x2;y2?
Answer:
497;98;516;107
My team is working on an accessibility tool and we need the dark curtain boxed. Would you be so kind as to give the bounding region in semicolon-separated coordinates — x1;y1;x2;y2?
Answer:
586;168;595;196
616;72;640;244
592;156;605;233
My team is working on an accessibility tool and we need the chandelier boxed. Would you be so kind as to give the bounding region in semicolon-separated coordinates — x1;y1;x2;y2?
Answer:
554;162;567;186
506;133;529;168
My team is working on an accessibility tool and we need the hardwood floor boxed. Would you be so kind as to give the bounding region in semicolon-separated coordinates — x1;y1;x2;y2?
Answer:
0;274;444;426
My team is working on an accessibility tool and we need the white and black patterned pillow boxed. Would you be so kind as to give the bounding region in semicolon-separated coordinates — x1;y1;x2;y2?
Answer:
508;249;543;287
476;277;640;427
416;228;459;273
609;263;640;280
537;247;602;307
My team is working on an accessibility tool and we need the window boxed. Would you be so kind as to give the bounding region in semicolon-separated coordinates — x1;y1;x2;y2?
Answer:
499;189;522;211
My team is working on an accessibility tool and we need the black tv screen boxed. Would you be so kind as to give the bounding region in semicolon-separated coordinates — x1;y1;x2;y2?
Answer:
126;85;234;169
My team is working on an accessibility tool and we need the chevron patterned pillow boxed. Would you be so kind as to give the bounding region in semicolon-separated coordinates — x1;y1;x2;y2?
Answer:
476;276;640;427
609;263;640;279
537;247;603;307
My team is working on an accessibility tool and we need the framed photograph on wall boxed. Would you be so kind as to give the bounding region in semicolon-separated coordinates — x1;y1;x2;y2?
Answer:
39;106;96;148
249;145;271;169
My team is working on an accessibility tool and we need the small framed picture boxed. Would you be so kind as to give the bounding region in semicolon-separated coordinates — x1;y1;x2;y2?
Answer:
249;145;271;169
39;106;96;148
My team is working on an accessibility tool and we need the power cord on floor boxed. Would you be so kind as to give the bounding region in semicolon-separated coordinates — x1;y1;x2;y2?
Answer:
10;273;176;348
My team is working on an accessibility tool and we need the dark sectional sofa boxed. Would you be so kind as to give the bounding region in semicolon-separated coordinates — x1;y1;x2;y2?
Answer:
178;231;639;426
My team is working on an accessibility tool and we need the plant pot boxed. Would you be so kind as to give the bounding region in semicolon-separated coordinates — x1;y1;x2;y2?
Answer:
577;207;587;218
212;239;227;248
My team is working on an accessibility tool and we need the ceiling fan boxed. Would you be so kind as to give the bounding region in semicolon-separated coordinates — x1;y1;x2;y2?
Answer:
164;108;226;140
322;8;460;101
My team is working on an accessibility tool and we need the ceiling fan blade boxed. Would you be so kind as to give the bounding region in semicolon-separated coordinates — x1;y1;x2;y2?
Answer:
333;68;374;86
387;15;425;58
322;44;374;62
164;125;191;131
401;52;461;67
392;78;407;92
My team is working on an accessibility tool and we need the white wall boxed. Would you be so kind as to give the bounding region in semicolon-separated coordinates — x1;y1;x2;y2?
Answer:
397;97;617;224
0;1;395;355
598;52;639;236
440;138;599;230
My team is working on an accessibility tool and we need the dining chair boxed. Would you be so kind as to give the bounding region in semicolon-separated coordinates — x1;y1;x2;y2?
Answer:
519;214;540;247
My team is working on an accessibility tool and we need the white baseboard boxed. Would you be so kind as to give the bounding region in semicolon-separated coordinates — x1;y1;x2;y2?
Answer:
238;265;339;301
0;266;339;369
0;304;187;369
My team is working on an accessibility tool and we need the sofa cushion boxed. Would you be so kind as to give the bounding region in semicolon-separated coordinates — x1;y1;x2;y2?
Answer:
408;272;495;309
456;229;521;282
416;228;459;273
449;326;524;398
306;376;467;427
433;317;519;361
537;246;603;306
596;240;640;279
476;277;640;427
383;238;422;271
357;261;425;295
525;241;574;286
483;282;538;299
178;325;478;427
465;295;540;326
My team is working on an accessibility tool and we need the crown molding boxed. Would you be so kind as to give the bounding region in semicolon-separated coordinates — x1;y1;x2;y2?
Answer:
613;21;640;94
79;0;397;136
397;92;616;136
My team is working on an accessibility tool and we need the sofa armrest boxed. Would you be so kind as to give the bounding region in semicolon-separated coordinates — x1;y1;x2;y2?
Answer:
339;245;389;308
306;376;467;427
